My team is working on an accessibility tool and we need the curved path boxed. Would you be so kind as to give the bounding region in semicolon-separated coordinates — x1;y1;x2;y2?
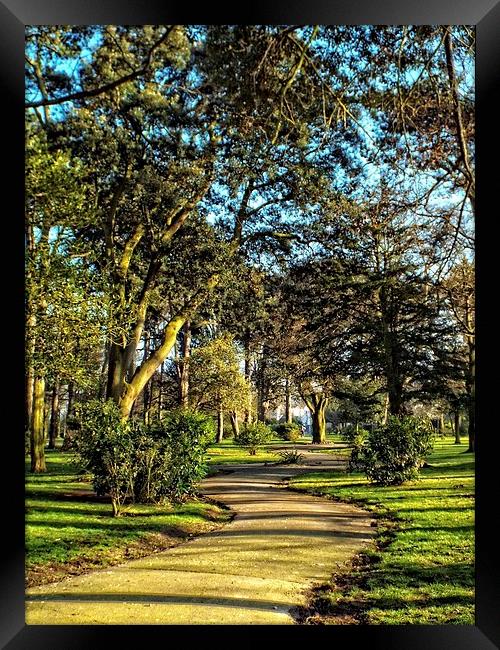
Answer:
26;449;375;625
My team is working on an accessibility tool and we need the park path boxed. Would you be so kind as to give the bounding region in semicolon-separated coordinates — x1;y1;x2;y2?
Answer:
25;447;375;625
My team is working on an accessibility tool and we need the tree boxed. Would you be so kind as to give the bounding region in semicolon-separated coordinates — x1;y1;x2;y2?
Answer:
188;334;251;442
25;123;103;471
440;258;475;451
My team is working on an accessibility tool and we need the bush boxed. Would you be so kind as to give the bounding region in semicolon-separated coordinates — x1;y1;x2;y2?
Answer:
349;416;434;486
145;410;215;502
73;402;215;514
73;400;137;516
235;422;273;455
274;422;301;442
275;448;305;464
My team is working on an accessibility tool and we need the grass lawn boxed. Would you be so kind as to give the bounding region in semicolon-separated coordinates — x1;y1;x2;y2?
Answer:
25;450;232;587
289;438;475;625
205;434;348;466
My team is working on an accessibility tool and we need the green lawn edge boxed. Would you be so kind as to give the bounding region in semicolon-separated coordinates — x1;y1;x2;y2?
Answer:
25;450;233;587
288;438;475;625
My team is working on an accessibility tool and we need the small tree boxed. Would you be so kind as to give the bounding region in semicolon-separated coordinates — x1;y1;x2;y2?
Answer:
349;416;434;485
189;334;251;442
235;422;273;455
274;422;301;442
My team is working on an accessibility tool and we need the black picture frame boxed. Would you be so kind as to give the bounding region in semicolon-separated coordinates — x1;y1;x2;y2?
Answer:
6;1;499;647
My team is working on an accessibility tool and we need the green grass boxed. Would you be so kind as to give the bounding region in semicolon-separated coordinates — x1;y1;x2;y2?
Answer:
25;450;232;586
289;438;474;625
205;434;348;466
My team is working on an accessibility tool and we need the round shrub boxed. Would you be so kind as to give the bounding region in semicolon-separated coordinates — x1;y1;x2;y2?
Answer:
73;400;137;516
349;416;434;485
73;402;215;513
144;410;215;502
274;422;301;442
235;422;273;455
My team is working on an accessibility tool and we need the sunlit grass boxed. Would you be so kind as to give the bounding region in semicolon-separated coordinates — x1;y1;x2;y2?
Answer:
290;438;474;625
205;433;348;466
25;451;232;585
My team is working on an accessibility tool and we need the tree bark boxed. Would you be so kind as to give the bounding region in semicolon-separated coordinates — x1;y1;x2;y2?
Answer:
285;376;292;423
443;26;475;208
230;411;239;438
48;378;60;449
177;320;191;409
454;410;461;444
30;376;46;473
244;329;252;423
64;382;75;437
465;308;475;452
311;399;327;444
257;355;266;422
158;362;164;419
26;369;34;434
302;392;328;444
466;342;475;453
216;408;224;443
98;340;110;400
117;277;219;419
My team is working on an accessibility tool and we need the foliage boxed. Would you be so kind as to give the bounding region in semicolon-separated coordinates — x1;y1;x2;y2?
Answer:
235;422;273;455
290;440;474;624
189;334;251;415
145;410;215;502
73;402;215;513
274;422;301;442
25;451;231;586
341;425;370;447
73;400;137;516
275;448;305;465
349;416;435;485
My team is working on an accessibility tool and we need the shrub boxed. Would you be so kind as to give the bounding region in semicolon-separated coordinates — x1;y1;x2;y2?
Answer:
274;422;301;442
73;403;215;513
145;410;215;502
349;416;434;486
73;400;137;516
235;422;273;455
276;448;305;464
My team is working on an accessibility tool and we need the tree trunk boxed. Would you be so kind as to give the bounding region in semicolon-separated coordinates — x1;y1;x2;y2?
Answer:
216;408;224;443
465;329;475;453
230;411;239;438
257;355;266;422
98;340;110;400
438;414;445;435
158;362;164;419
117;277;219;419
48;378;60;449
443;26;475;209
285;376;292;423
177;320;191;409
387;379;404;416
454;410;461;444
311;399;327;444
118;314;186;419
106;343;127;403
244;329;252;424
63;381;75;438
26;367;34;435
302;393;328;444
30;376;46;473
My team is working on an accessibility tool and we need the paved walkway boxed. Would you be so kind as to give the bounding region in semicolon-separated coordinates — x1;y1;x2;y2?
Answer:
26;449;375;625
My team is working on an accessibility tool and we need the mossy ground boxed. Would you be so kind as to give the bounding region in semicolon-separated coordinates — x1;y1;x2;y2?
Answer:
289;438;474;625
